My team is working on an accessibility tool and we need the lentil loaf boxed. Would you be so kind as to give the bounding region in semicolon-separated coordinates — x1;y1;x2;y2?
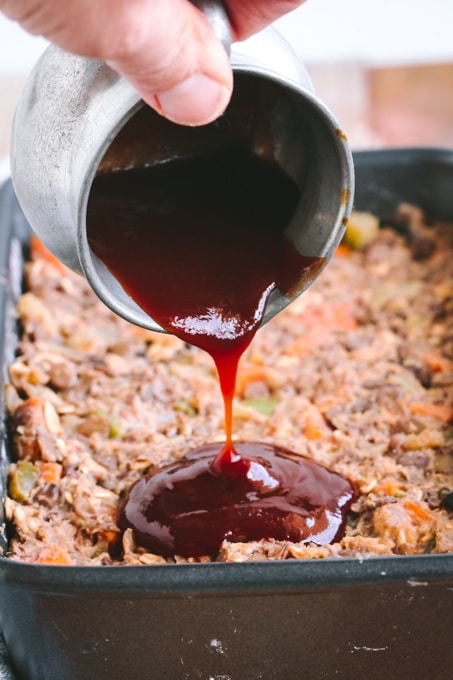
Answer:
3;204;453;565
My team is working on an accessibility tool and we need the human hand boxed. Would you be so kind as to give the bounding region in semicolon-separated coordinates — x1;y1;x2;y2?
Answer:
1;0;306;125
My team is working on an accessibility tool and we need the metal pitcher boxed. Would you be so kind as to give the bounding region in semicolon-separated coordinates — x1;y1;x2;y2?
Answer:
10;0;354;332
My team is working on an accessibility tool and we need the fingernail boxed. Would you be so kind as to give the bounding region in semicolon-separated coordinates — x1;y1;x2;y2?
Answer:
156;73;231;126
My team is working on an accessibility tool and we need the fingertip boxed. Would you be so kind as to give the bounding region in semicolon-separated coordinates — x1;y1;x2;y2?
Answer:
153;73;232;126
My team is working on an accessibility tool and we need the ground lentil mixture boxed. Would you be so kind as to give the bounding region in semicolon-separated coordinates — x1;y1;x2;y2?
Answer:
4;204;453;565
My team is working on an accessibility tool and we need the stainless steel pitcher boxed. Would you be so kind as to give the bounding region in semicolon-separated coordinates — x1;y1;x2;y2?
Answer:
10;1;354;332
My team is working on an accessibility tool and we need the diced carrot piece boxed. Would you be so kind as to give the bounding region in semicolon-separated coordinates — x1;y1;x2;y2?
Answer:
99;530;120;544
334;243;352;258
420;351;453;374
303;406;330;440
35;545;72;565
40;462;63;484
303;421;324;440
409;401;453;423
374;480;405;497
403;499;433;523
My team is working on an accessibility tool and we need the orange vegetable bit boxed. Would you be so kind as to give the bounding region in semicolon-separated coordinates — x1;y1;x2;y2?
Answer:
374;479;405;498
403;499;434;523
420;350;453;374
288;302;357;356
409;401;453;423
334;243;352;258
29;234;71;275
98;529;120;545
39;462;63;485
303;405;331;440
35;545;72;565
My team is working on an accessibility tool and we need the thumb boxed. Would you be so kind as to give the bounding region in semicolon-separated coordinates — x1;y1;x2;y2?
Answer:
3;0;233;125
106;0;233;125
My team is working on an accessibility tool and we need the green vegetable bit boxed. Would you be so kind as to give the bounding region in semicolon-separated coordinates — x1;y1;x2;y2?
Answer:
343;211;379;250
9;461;39;502
108;421;123;439
173;399;198;416
242;397;278;416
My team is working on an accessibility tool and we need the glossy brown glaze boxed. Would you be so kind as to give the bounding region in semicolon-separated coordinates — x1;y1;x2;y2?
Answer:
118;441;357;558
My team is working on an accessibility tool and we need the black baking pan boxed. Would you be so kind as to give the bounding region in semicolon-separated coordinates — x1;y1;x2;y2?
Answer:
0;148;453;680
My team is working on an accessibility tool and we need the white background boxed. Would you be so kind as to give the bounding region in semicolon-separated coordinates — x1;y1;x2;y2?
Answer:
0;0;452;75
